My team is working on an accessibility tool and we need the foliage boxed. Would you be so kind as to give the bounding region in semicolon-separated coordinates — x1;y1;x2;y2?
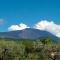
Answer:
0;38;59;60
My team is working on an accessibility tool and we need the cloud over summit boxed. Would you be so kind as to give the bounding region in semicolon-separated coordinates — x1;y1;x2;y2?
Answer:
8;23;30;31
33;20;60;37
8;20;60;38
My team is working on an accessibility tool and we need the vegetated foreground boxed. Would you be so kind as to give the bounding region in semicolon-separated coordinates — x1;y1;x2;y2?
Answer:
0;38;60;60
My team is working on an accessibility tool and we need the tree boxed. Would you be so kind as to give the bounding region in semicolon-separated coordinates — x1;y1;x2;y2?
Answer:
39;37;52;45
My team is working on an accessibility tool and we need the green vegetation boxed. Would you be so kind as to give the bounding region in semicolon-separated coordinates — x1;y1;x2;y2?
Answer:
0;38;59;60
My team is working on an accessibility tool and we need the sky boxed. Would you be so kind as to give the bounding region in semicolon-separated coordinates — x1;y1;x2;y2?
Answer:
0;0;60;32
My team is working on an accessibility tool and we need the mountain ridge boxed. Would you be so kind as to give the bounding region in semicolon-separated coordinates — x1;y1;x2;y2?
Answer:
0;28;59;41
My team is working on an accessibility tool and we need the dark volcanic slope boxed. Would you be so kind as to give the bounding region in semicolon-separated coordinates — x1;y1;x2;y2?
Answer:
0;28;59;41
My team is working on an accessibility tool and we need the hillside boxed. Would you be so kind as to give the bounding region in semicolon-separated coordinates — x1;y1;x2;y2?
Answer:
0;28;59;42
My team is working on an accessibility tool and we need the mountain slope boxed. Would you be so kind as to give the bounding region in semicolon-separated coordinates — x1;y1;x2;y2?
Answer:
0;28;59;41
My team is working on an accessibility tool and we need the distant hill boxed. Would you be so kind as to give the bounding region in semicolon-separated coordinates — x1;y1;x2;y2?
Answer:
0;28;59;41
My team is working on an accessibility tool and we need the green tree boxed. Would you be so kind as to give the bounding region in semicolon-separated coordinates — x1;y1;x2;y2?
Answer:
39;37;52;45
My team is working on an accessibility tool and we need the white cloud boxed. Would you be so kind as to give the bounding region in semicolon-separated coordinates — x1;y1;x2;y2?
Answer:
8;20;60;38
0;19;4;25
33;20;60;38
8;23;30;31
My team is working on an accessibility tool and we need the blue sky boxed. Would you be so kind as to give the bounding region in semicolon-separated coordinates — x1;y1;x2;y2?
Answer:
0;0;60;32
